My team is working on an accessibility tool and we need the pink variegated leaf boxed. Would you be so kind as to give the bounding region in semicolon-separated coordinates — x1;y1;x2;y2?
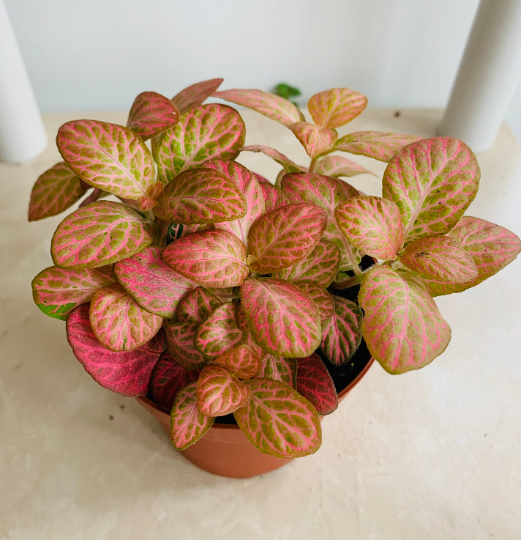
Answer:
335;196;404;260
150;351;200;411
165;222;212;245
309;88;368;130
156;104;245;182
400;236;478;283
275;239;341;287
89;284;163;352
281;173;360;271
51;201;154;269
383;137;480;243
170;381;215;450
172;78;224;114
66;304;164;397
236;304;264;358
315;155;375;178
420;217;521;296
255;354;297;388
32;265;115;321
164;320;208;370
197;363;249;416
289;122;338;158
295;281;334;326
234;378;321;458
56;120;156;201
239;145;305;173
240;278;321;358
333;131;423;162
260;182;288;212
296;353;338;415
126;91;180;140
114;247;195;318
153;168;246;224
247;203;328;273
28;162;86;221
194;302;243;359
320;295;363;367
359;266;451;374
214;344;261;379
203;159;265;245
162;229;249;288
213;89;304;127
177;286;222;323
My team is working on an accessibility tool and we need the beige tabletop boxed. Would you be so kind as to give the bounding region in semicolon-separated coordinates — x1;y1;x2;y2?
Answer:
1;108;520;540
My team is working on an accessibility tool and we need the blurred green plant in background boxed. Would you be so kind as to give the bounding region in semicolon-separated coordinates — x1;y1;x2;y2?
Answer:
273;83;301;106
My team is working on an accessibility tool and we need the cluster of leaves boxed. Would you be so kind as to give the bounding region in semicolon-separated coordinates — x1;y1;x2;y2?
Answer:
29;79;521;459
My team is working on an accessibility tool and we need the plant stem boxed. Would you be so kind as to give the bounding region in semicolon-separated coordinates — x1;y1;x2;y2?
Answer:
308;157;318;173
330;273;364;290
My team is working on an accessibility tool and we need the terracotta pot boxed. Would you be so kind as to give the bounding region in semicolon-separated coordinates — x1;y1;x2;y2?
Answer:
137;357;374;479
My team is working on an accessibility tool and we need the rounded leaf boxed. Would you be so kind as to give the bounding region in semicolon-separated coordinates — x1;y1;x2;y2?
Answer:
172;77;224;114
289;122;338;158
309;88;367;129
315;155;374;178
260;182;289;213
296;353;338;415
214;344;261;379
126;91;180;140
177;286;222;323
255;354;297;388
164;320;208;370
295;281;334;325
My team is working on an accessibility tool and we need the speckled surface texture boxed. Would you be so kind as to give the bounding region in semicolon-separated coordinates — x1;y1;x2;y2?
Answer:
1;108;520;540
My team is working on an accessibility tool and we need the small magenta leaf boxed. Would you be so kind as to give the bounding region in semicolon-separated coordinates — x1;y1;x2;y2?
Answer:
164;320;208;370
234;378;322;458
197;363;249;416
260;182;288;212
334;131;422;162
194;302;243;360
156;104;245;182
359;266;451;374
126;91;180;140
153;167;246;224
383;137;481;243
255;354;297;388
162;229;249;288
289;122;338;158
239;145;305;173
177;286;222;323
66;304;164;397
240;278;321;358
213;89;304;127
295;281;334;326
51;201;154;269
28;162;86;221
335;195;404;260
296;353;338;415
32;265;115;321
89;284;163;352
315;155;375;178
247;203;328;273
308;88;368;129
170;381;215;450
172;78;224;113
150;351;200;410
214;344;261;379
56;120;156;201
275;239;341;287
114;247;195;318
319;295;363;366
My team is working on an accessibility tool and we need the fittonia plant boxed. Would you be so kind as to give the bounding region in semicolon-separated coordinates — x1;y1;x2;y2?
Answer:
29;79;521;459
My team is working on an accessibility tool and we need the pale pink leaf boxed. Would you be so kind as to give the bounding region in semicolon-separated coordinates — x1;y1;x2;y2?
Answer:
296;353;338;415
289;122;338;158
255;354;297;388
295;281;334;326
172;78;224;114
126;91;180;140
260;182;289;213
214;344;261;379
177;286;222;323
239;145;305;173
315;155;375;178
308;88;368;129
164;320;208;370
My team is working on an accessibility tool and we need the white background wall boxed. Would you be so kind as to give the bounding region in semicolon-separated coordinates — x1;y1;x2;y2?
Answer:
6;0;521;141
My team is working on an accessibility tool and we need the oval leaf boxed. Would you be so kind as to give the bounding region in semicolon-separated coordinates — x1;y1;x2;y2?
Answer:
334;131;422;162
319;295;363;367
162;229;249;288
66;304;164;396
239;145;305;173
177;286;222;323
51;201;154;269
240;278;321;358
156;104;245;182
359;266;451;374
335;196;404;260
114;247;195;318
164;320;208;370
213;89;304;127
214;344;261;379
296;353;338;415
57;120;155;200
28;162;86;221
382;137;481;243
126;91;180;140
32;265;115;321
295;281;334;325
172;77;224;113
315;155;374;178
170;381;215;450
289;122;338;158
197;363;249;416
255;354;297;388
247;203;328;273
236;304;264;359
308;88;368;129
153;167;246;224
260;182;288;213
233;378;322;458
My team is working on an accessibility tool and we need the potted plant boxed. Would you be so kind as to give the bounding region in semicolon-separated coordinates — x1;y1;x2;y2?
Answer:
28;78;521;478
